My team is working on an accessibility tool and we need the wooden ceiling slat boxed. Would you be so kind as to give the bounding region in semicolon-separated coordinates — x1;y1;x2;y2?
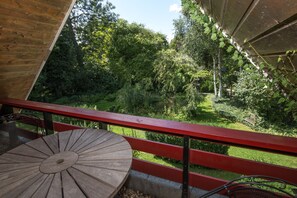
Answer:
198;0;297;96
0;0;65;19
0;28;54;44
200;0;212;15
0;7;59;25
234;0;297;45
0;65;36;73
0;44;46;53
251;21;297;54
210;0;225;24
220;0;253;35
0;59;40;66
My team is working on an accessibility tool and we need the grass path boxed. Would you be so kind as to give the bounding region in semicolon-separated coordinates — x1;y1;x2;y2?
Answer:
194;94;253;131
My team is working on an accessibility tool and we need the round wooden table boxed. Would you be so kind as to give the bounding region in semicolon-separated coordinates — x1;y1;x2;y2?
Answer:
0;129;132;198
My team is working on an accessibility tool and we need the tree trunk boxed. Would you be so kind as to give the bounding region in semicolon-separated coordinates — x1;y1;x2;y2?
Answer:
212;56;217;97
218;48;223;98
67;17;84;68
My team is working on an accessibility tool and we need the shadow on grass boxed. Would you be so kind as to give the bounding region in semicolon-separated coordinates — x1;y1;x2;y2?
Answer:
194;94;236;127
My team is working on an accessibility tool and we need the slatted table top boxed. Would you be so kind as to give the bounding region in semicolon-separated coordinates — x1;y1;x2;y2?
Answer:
0;128;132;198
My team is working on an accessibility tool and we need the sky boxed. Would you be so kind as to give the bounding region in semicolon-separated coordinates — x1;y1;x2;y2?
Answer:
107;0;182;41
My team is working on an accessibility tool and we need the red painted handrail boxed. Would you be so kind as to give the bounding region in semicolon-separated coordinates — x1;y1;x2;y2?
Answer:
7;108;297;189
1;98;297;156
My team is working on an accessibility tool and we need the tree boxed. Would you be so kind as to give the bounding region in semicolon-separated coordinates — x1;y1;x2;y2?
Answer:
30;24;78;101
108;19;168;86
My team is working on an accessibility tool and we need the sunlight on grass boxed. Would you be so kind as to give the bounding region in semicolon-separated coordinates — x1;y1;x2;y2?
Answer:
53;93;297;179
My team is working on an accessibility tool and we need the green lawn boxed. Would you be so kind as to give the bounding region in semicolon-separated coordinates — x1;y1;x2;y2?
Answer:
53;93;297;180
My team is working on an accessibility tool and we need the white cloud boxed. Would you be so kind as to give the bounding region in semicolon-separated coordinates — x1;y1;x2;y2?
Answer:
169;3;181;13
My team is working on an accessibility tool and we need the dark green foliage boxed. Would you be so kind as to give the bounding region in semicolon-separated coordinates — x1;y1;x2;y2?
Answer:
108;19;168;86
30;25;78;101
146;132;229;155
116;84;162;114
233;68;297;125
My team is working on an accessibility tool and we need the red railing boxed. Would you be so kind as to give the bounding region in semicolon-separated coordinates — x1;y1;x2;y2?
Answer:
1;98;297;191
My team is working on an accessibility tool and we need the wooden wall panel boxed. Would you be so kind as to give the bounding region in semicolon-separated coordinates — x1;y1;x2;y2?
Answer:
0;0;76;100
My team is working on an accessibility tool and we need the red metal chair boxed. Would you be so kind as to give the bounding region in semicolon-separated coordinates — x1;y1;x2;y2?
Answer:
200;175;297;198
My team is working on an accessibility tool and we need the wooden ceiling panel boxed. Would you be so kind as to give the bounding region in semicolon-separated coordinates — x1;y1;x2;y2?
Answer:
210;0;225;24
251;22;297;54
220;0;253;35
0;0;76;100
198;0;297;97
235;0;297;45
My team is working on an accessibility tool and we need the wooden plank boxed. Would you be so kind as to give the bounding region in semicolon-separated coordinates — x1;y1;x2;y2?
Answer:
132;158;227;190
0;59;40;66
0;14;57;33
1;27;52;45
76;159;132;172
31;174;54;198
68;167;115;198
0;153;44;163
236;0;297;44
42;134;59;154
0;0;65;19
73;164;128;188
251;22;297;54
0;43;45;53
75;132;114;153
69;129;102;151
78;135;126;154
26;137;54;156
72;130;108;152
61;170;86;198
64;129;86;151
47;173;63;198
58;131;72;152
17;174;49;197
125;136;183;161
217;0;253;34
80;141;131;157
2;99;297;156
8;144;48;159
0;163;40;173
0;173;43;198
78;150;132;161
210;0;225;24
190;148;297;184
0;166;39;188
0;166;38;181
0;37;50;48
0;6;59;25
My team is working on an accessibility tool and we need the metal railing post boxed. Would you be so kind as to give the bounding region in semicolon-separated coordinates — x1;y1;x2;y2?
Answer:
43;112;54;135
182;136;190;198
99;122;108;130
0;105;18;147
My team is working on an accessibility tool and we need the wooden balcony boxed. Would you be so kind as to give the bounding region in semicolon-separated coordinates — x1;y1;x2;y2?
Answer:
1;98;296;196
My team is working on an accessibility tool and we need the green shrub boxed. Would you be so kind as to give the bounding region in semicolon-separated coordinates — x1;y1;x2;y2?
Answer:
146;132;229;155
116;84;163;114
